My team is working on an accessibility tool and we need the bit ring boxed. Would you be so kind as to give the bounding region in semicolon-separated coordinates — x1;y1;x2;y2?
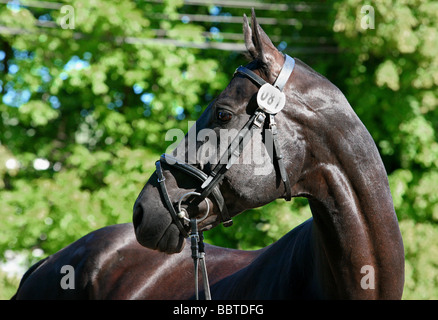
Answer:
177;192;210;222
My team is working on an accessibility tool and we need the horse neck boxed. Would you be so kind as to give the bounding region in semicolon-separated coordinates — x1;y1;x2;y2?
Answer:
300;116;405;299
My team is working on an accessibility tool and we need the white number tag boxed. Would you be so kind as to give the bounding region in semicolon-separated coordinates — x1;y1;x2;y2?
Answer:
257;83;286;114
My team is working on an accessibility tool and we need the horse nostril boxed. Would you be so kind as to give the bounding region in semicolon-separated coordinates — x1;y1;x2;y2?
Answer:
133;204;144;229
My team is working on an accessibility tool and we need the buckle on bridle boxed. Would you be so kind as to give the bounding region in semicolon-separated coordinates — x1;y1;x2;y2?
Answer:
222;219;233;227
253;112;266;128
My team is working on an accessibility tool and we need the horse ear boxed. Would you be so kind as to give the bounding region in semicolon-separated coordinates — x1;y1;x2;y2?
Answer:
243;9;283;70
243;13;257;60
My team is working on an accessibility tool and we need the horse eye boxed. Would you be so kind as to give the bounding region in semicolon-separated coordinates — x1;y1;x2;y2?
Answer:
217;111;233;122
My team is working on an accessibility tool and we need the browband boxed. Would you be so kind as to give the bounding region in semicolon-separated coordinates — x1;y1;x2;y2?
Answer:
234;54;295;92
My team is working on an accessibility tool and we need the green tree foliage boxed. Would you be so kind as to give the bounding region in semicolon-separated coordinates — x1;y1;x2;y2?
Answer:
0;0;437;299
0;0;224;257
331;0;438;299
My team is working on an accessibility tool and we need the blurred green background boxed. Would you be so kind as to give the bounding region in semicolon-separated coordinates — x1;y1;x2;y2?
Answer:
0;0;437;299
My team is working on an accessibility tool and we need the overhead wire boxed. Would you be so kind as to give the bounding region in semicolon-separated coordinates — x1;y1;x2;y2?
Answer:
0;0;337;54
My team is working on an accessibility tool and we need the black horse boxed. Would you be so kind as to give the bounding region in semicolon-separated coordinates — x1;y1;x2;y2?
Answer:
13;11;404;299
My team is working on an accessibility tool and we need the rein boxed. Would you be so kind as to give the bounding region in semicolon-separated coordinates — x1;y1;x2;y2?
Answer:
190;219;211;300
155;54;295;299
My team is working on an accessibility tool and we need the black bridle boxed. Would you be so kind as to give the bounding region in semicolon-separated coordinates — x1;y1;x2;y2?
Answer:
155;54;295;238
155;54;295;300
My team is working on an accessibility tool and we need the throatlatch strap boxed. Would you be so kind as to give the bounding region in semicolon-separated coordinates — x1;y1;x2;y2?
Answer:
271;124;292;201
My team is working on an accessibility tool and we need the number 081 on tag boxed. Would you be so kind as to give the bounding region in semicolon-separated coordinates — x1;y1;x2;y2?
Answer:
257;83;286;114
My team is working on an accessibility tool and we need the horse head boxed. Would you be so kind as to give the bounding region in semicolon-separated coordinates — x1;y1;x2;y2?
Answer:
133;12;304;253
